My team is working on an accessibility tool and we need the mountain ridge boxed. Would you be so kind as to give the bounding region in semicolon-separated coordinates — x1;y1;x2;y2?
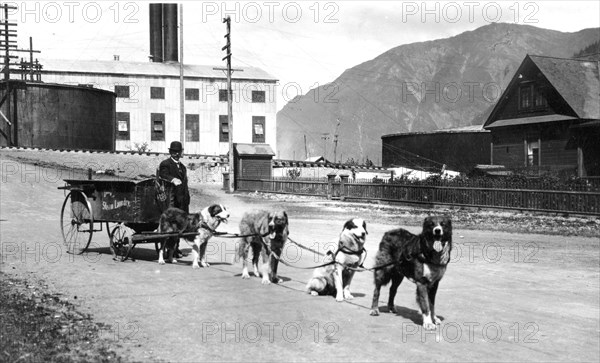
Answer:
276;23;600;163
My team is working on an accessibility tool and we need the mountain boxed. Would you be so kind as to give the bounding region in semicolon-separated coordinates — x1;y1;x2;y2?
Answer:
276;23;600;164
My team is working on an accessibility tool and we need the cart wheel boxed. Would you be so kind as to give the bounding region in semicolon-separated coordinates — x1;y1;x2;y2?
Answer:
60;190;93;254
110;224;134;261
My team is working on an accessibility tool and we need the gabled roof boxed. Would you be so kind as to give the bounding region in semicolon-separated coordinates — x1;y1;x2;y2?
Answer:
529;55;599;119
40;58;278;82
484;55;600;129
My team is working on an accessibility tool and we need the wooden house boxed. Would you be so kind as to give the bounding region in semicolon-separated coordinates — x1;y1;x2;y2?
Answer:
483;55;599;178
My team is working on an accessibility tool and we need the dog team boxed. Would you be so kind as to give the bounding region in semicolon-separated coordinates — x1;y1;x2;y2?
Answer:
157;202;452;330
156;141;452;330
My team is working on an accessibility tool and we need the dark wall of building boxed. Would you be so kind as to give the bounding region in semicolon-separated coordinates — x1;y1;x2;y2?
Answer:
236;157;272;179
0;81;115;150
491;123;578;171
382;132;491;172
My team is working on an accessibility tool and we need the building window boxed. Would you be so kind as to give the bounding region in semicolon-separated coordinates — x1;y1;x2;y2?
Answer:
150;87;165;99
114;85;130;98
185;88;199;101
519;83;546;111
527;139;539;166
252;116;265;143
219;115;229;142
252;90;265;103
116;112;130;140
219;89;228;102
151;113;165;141
186;114;199;142
533;86;547;108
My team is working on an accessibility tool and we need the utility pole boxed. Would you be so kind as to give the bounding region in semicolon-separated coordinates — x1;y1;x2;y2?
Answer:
304;134;308;159
333;118;340;163
321;133;330;160
179;4;184;148
213;17;242;192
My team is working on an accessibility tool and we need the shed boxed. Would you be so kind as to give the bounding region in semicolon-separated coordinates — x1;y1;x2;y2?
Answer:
234;143;275;187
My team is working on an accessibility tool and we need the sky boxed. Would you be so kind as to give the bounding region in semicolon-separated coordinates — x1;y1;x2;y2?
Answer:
10;0;600;111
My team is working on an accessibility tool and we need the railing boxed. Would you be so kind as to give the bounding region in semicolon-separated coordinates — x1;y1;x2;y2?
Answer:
237;177;600;216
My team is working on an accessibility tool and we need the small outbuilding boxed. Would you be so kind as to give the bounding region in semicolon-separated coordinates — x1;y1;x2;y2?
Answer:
234;143;275;188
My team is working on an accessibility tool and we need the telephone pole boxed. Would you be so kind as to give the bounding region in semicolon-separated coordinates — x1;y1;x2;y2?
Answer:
213;16;238;192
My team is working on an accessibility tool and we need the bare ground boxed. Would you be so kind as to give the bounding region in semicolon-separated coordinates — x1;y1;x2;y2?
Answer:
1;149;599;362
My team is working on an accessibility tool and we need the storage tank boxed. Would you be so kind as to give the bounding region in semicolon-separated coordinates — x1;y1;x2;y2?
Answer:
0;80;116;150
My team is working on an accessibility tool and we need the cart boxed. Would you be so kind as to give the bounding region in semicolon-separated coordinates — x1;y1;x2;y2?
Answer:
58;177;171;261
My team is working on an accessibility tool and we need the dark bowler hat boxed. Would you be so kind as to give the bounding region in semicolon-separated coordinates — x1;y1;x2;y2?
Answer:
169;141;183;152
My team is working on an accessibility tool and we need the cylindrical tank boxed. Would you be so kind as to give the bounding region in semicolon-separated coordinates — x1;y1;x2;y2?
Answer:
0;80;116;151
162;4;178;63
149;4;163;63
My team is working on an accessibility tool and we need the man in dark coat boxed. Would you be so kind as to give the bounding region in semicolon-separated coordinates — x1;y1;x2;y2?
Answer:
158;141;190;259
159;141;190;213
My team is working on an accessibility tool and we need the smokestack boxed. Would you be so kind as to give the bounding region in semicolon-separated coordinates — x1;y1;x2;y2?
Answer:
162;4;178;63
149;4;163;62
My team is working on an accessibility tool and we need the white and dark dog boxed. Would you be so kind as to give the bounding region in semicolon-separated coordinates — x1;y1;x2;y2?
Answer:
306;218;368;302
236;209;289;284
192;204;229;269
157;204;229;268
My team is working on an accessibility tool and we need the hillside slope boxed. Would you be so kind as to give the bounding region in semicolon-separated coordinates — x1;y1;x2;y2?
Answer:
277;23;599;163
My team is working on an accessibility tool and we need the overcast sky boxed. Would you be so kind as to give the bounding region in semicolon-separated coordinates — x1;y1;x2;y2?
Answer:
12;1;600;110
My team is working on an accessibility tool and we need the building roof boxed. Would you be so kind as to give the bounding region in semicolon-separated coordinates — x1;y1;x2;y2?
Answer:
382;125;488;139
39;58;278;82
235;143;275;156
484;55;600;129
485;114;577;128
305;156;327;162
529;55;599;120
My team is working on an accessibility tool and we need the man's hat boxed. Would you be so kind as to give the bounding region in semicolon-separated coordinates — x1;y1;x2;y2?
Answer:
169;141;183;152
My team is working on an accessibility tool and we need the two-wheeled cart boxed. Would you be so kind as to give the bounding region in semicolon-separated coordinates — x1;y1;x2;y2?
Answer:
58;177;172;261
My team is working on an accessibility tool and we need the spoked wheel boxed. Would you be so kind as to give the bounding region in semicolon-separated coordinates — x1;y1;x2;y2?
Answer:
60;190;93;254
110;224;134;262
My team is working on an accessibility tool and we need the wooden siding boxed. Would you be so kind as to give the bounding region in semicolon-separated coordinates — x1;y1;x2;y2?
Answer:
42;73;277;155
237;157;272;180
382;131;491;172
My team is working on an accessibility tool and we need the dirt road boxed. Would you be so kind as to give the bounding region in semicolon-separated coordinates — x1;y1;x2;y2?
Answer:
1;157;599;362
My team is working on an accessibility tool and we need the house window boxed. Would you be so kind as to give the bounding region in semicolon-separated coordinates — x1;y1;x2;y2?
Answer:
116;112;130;140
519;84;532;110
151;113;165;141
252;116;265;143
519;83;546;111
150;87;165;99
533;86;547;108
219;115;229;142
252;90;265;103
114;85;130;98
185;88;199;101
219;89;229;102
527;139;540;166
185;114;199;142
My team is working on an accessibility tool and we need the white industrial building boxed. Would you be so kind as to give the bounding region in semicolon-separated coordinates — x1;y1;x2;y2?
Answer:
40;58;278;156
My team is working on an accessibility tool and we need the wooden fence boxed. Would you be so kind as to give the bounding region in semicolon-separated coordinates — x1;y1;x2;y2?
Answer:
237;177;600;216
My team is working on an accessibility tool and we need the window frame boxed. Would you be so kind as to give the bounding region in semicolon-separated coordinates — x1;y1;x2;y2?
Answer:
151;113;165;141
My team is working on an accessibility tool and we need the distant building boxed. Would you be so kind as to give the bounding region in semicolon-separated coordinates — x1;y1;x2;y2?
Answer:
381;126;491;172
483;55;600;177
40;59;278;155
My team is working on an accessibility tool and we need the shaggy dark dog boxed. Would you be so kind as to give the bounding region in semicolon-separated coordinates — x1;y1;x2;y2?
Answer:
157;207;201;265
369;216;452;330
236;209;289;284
